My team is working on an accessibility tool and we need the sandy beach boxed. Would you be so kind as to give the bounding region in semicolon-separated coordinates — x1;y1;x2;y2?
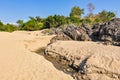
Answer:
0;31;73;80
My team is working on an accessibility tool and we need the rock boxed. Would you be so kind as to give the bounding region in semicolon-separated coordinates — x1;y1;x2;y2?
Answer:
64;25;77;40
64;25;91;41
49;32;72;44
49;28;63;35
92;18;120;46
76;27;91;41
49;25;92;44
92;24;101;41
81;23;92;35
41;27;63;35
45;41;120;80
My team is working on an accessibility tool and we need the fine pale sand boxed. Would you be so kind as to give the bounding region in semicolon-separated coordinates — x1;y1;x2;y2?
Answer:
0;31;73;80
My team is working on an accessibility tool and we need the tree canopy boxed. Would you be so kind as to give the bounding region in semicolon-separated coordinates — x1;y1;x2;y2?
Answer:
44;15;67;28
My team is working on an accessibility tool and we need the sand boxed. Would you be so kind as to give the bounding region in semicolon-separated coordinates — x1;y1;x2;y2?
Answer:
0;31;73;80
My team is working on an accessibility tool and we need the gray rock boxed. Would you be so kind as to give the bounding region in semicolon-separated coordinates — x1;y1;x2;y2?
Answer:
49;32;72;44
64;25;91;41
49;25;92;44
92;18;120;46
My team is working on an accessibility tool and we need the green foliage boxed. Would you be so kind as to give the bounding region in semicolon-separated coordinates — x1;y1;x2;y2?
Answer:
0;22;17;32
35;16;43;22
70;17;82;25
0;21;4;31
5;24;17;32
69;6;84;25
0;21;3;26
93;18;101;24
70;6;84;19
16;20;24;26
82;18;91;24
44;16;55;28
43;15;67;28
106;11;116;21
98;10;115;23
19;17;43;31
20;20;43;31
83;10;116;25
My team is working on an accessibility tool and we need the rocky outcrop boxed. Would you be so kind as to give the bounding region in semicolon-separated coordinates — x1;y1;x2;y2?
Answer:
64;25;92;41
92;18;120;46
49;25;92;44
49;18;120;46
45;41;120;80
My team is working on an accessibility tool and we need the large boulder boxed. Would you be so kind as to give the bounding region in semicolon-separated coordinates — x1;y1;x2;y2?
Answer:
64;25;92;41
92;18;120;46
45;41;120;80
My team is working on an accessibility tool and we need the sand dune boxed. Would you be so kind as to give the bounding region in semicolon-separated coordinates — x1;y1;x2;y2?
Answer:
0;31;73;80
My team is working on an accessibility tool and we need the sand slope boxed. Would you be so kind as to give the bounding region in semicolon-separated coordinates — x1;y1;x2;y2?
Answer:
0;31;73;80
45;41;120;80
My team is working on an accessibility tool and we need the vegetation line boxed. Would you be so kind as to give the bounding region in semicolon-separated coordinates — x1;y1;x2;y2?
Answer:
0;4;116;32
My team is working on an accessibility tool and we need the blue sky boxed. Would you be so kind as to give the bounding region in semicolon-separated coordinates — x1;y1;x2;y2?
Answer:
0;0;120;23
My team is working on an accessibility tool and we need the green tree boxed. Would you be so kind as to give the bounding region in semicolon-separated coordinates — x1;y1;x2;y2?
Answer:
82;18;91;24
0;21;4;31
107;11;116;21
44;15;67;28
0;20;3;26
16;20;24;26
98;10;115;23
70;6;84;18
3;24;17;32
54;15;66;27
19;17;43;31
35;16;43;22
7;24;17;32
85;10;116;25
69;6;84;24
44;16;54;28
